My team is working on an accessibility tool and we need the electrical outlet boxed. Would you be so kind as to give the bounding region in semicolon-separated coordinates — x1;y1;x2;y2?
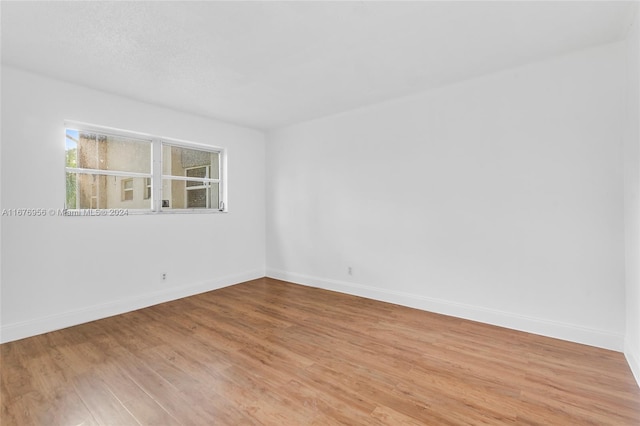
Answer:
348;266;353;275
162;273;167;281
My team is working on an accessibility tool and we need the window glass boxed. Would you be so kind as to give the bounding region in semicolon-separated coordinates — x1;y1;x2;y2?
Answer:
166;146;219;179
65;173;151;209
162;179;220;209
162;144;221;210
66;130;151;174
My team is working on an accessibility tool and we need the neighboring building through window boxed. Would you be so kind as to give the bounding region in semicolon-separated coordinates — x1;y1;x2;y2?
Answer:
144;178;151;200
65;124;225;212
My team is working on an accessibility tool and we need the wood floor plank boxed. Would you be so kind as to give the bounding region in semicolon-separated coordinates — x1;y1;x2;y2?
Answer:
370;405;428;426
137;345;255;425
93;362;181;426
2;277;640;425
212;363;316;425
72;372;140;426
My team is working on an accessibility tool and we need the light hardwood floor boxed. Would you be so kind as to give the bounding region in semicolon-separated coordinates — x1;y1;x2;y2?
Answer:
2;277;639;425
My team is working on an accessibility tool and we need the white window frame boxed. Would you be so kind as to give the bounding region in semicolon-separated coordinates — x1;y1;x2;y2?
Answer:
64;121;227;214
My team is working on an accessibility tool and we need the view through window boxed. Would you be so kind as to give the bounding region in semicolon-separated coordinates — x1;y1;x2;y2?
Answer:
65;125;224;212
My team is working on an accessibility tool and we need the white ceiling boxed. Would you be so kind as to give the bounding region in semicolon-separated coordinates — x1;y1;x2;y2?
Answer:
1;1;636;130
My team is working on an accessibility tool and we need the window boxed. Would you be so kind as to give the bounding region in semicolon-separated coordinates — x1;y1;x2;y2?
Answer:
161;144;221;210
122;178;134;201
65;123;225;213
144;178;151;200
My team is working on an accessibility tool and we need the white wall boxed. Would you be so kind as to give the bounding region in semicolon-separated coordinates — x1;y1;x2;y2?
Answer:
267;41;627;350
624;6;640;385
0;66;266;343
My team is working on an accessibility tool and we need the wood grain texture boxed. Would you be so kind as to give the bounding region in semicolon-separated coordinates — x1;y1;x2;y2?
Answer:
2;277;639;425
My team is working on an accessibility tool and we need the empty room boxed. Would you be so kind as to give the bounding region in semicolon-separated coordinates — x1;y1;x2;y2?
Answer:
1;1;640;424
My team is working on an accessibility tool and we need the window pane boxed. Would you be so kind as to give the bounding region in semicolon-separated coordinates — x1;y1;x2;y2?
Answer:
187;188;207;208
65;129;79;168
208;182;220;208
162;179;219;209
69;131;151;173
66;171;77;208
164;145;219;179
66;173;151;209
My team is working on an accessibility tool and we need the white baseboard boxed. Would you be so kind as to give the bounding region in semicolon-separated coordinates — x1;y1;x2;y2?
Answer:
625;346;640;389
0;269;265;344
267;268;624;352
4;268;627;355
